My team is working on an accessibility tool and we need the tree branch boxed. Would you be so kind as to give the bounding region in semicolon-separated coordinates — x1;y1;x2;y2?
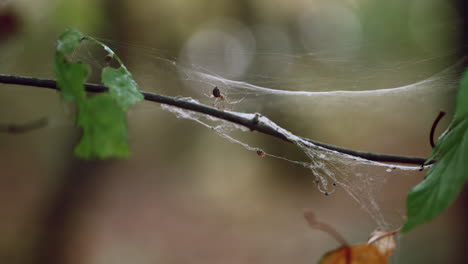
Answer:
0;73;429;165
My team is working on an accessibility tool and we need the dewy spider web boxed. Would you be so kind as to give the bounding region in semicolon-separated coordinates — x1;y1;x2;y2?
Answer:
75;38;462;228
160;104;426;228
157;60;460;228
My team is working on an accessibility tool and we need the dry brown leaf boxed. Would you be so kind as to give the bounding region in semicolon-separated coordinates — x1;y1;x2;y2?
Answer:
318;244;386;264
304;210;399;264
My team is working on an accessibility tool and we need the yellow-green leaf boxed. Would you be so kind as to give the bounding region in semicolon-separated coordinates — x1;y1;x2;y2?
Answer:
74;94;130;159
101;66;143;109
54;52;88;101
56;29;83;54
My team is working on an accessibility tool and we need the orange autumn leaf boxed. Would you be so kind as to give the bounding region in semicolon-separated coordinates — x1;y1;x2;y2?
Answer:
304;211;397;264
318;244;386;264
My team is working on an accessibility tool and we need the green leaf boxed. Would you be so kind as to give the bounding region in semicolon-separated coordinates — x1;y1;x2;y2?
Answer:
56;29;83;54
453;72;468;124
101;66;144;109
403;71;468;232
74;94;130;159
53;29;140;160
54;52;89;101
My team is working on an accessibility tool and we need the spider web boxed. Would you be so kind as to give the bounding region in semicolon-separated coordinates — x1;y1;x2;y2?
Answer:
74;38;462;228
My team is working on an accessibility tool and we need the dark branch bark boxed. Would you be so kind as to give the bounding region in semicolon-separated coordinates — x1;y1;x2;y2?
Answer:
0;73;430;165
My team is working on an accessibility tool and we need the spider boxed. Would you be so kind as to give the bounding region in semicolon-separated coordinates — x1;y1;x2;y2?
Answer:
206;86;244;109
211;86;225;107
256;149;266;157
212;86;224;99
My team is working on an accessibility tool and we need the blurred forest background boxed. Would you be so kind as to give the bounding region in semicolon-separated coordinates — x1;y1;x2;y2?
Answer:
1;0;468;263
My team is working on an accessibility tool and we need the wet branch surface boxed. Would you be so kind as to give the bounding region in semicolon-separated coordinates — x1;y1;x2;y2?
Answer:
0;73;429;165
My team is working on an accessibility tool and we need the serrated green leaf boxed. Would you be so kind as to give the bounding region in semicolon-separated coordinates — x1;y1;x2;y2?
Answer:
74;94;130;159
56;29;83;54
101;66;143;109
54;52;88;101
54;29;138;160
403;71;468;232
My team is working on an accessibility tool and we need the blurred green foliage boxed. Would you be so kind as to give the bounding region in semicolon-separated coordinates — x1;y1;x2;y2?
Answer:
52;0;104;34
74;94;130;158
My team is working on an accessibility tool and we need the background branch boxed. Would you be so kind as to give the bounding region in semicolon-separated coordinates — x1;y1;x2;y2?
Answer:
0;117;48;134
0;73;429;165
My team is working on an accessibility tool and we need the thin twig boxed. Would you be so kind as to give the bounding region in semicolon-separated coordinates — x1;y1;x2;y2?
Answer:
304;210;349;246
430;111;446;148
0;73;430;165
0;117;48;134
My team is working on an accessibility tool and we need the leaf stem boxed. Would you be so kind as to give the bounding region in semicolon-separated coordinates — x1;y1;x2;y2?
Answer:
304;210;349;246
0;73;429;165
430;111;446;148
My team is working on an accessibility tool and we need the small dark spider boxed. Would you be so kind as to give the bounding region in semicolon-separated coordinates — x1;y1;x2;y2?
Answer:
256;149;266;157
206;86;243;109
212;86;224;100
